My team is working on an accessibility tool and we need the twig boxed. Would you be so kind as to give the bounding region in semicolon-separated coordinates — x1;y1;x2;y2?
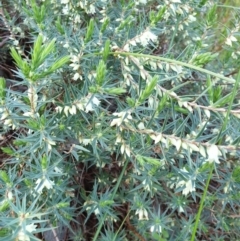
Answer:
125;203;147;241
0;63;13;78
0;37;9;47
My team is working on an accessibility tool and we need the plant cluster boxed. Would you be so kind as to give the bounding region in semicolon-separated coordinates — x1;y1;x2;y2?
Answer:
0;0;240;240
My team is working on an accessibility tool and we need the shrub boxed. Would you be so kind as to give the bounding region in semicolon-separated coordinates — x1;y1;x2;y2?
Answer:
0;0;240;240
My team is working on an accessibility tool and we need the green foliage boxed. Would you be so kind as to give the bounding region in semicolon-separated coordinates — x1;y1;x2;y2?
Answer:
0;77;6;101
0;0;240;240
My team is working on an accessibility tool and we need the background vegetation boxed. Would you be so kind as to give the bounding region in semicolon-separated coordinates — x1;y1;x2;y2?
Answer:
0;0;240;240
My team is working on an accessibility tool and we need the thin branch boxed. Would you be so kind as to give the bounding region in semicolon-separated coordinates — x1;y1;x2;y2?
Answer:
112;51;236;84
0;37;9;47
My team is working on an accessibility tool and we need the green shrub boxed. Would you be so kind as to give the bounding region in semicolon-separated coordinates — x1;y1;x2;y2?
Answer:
0;0;240;240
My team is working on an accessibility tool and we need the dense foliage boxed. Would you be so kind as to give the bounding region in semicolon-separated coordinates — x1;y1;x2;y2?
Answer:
0;0;240;240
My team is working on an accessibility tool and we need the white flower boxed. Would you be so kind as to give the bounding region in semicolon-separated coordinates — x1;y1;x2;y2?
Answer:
7;191;13;200
115;134;123;144
34;177;54;194
45;138;56;151
206;145;220;164
182;180;195;196
88;4;96;14
175;168;196;195
73;72;82;80
137;122;145;130
18;223;37;241
70;63;80;70
75;102;84;111
64;106;70;116
62;5;69;14
94;207;100;215
23;112;34;118
225;35;237;46
150;223;162;233
188;15;196;22
63;41;69;48
223;182;232;193
123;43;130;51
136;208;148;220
69;105;77;115
84;200;100;215
178;205;184;213
0;109;9;120
150;133;162;144
92;96;101;105
142;179;151;191
3;118;16;129
55;106;63;113
54;167;62;174
74;14;81;23
70;54;80;62
232;52;238;59
13;40;19;46
85;98;94;112
136;29;158;47
79;137;92;145
110;111;132;126
120;143;131;157
85;96;100;113
61;0;69;3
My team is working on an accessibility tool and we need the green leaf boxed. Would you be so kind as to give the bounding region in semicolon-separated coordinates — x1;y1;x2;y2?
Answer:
13;140;27;146
206;75;214;103
136;155;161;167
47;55;70;73
117;15;134;31
232;166;240;183
213;85;222;103
31;34;44;70
104;87;126;95
212;92;232;108
0;170;11;184
55;16;65;35
138;75;158;104
27;119;39;130
0;228;10;237
41;154;48;169
96;60;107;86
174;105;189;114
73;145;90;153
99;200;114;207
126;97;135;107
100;17;109;33
39;38;56;62
157;94;168;113
206;4;217;26
24;179;32;188
199;0;208;7
191;52;218;67
0;200;10;212
0;147;14;155
0;77;6;101
150;6;166;26
10;47;24;69
199;161;213;173
85;18;95;43
103;39;110;62
206;75;222;104
56;202;70;208
28;0;46;28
